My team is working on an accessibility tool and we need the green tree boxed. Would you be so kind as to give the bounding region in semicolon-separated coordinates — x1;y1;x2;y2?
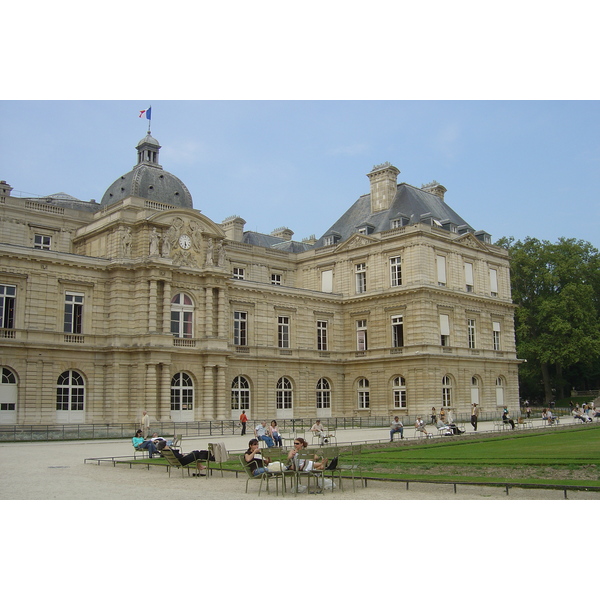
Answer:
498;237;600;402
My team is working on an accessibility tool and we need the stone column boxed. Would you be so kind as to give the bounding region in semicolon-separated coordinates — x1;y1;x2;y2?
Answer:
145;363;158;420
205;287;213;338
215;364;227;419
148;279;158;332
217;287;227;339
203;364;214;420
159;363;171;421
162;281;171;334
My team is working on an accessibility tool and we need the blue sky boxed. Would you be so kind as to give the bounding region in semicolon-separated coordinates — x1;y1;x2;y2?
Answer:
1;100;599;248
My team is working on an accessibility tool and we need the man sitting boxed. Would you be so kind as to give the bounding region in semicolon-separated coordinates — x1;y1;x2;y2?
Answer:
390;416;404;441
254;420;275;447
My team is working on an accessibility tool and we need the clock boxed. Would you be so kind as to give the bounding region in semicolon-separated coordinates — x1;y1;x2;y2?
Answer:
178;234;192;250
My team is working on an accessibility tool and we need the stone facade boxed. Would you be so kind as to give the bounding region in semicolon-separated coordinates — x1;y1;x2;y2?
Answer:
0;139;520;426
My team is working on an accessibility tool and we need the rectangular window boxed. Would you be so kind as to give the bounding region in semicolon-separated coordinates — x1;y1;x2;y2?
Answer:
278;316;290;348
232;267;245;280
390;256;402;287
394;389;407;409
0;285;16;329
464;262;474;292
493;321;501;351
234;311;248;346
391;315;404;347
358;389;370;409
356;319;368;351
321;269;333;293
440;314;450;346
490;268;498;297
437;255;447;287
355;263;366;294
317;320;328;351
34;234;51;250
271;274;282;286
468;318;476;349
64;293;84;334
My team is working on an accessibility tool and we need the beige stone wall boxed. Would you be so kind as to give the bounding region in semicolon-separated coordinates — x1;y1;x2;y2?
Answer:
0;197;520;425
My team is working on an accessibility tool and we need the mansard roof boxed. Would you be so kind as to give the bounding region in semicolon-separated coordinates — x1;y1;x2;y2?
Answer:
242;231;314;253
315;182;472;247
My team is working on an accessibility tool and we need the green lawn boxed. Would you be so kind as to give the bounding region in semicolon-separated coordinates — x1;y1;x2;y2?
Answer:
356;427;600;487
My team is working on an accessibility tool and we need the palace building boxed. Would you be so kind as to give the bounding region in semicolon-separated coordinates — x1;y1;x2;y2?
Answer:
0;131;520;425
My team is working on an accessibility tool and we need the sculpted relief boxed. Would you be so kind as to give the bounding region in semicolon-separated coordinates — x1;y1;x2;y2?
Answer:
147;216;227;269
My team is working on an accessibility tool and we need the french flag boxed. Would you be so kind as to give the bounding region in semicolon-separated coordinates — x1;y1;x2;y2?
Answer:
139;106;152;120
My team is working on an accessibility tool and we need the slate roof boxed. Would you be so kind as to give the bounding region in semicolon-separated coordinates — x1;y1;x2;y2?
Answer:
313;182;473;248
242;231;314;253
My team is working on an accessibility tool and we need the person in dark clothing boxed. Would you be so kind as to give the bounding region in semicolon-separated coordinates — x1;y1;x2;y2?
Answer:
502;407;515;429
157;440;208;475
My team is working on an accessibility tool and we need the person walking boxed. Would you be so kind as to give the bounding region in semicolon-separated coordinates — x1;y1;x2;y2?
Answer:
239;410;248;436
471;403;479;431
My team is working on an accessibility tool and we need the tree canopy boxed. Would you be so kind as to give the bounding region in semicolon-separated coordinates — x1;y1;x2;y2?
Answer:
497;236;600;402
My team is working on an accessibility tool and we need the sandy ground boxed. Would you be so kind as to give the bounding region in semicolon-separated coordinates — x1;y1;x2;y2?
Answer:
0;433;597;501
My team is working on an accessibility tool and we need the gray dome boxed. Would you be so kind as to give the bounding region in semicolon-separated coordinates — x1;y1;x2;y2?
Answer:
101;164;193;208
101;133;193;209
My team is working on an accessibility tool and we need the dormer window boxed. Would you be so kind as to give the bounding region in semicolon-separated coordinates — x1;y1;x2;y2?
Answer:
390;216;409;229
323;231;341;246
356;223;375;235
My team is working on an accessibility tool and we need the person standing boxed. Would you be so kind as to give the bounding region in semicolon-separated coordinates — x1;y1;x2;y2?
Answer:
471;403;479;431
140;410;151;438
239;410;248;436
431;407;437;424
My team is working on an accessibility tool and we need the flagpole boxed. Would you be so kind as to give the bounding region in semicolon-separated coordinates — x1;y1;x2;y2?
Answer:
147;105;152;135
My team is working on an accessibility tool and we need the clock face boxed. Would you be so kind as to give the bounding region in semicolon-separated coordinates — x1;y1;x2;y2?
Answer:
179;234;192;250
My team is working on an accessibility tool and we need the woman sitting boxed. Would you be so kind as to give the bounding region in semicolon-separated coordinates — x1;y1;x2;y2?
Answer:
287;438;328;471
244;439;271;475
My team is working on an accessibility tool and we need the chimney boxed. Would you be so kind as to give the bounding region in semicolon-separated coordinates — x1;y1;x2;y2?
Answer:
221;215;246;242
0;180;13;199
421;180;447;201
271;227;294;241
367;162;400;213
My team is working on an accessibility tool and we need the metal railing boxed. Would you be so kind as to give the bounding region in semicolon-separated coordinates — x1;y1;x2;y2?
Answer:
0;408;573;442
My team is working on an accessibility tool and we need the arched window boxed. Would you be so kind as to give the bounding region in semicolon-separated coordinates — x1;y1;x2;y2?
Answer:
495;376;505;407
171;293;194;338
357;378;370;409
276;377;293;410
392;376;407;409
471;375;481;406
442;375;452;408
56;370;85;413
316;378;331;409
171;372;194;412
0;367;18;423
231;376;250;411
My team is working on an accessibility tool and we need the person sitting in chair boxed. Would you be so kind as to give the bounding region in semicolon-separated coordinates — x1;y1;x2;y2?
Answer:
415;417;430;436
254;421;274;448
502;407;515;429
287;438;328;471
390;416;404;441
159;442;207;475
310;420;328;445
244;439;271;475
132;429;159;458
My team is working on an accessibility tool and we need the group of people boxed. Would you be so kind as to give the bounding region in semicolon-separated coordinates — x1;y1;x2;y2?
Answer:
244;436;329;476
239;412;284;448
571;402;594;423
251;419;284;447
